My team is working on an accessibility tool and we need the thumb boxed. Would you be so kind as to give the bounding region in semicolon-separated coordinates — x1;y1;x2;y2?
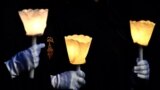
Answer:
37;43;45;49
136;58;140;63
77;70;85;78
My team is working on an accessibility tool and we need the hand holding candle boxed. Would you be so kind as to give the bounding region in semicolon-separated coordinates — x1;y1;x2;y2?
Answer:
18;9;48;78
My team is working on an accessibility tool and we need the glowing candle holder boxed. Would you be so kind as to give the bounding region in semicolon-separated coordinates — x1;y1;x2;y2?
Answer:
18;8;48;78
65;34;92;70
130;20;155;60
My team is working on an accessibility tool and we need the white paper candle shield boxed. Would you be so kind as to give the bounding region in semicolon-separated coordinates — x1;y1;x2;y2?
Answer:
65;34;92;65
130;20;155;46
18;9;48;36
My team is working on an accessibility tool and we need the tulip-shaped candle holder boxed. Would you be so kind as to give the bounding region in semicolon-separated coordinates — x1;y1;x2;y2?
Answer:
130;20;155;60
65;34;92;70
18;9;48;78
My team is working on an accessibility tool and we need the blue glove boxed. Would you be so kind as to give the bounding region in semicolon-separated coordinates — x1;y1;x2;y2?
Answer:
50;70;86;90
4;43;45;78
134;58;150;80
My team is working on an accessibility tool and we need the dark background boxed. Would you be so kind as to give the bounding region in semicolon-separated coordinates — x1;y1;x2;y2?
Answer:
1;0;160;90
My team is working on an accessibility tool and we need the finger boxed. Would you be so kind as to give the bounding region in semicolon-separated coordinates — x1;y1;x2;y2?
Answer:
77;70;85;78
134;70;150;75
134;65;149;71
137;74;149;79
77;77;86;85
37;43;45;49
33;43;45;55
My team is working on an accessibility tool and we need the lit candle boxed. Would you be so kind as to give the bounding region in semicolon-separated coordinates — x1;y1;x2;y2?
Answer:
65;34;92;70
